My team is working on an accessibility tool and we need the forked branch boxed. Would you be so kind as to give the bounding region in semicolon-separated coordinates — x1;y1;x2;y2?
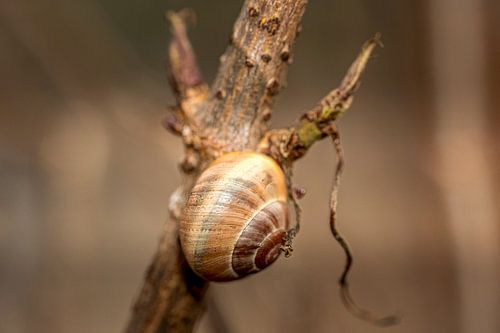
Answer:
126;2;307;332
126;1;391;332
258;34;382;163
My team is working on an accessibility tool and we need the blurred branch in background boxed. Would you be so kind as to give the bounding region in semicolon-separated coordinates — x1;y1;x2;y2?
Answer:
0;0;138;98
428;0;499;332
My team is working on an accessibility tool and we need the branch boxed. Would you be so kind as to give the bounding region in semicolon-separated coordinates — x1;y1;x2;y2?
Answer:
167;10;204;98
258;34;381;163
199;0;307;151
163;10;209;135
126;1;307;332
126;12;209;333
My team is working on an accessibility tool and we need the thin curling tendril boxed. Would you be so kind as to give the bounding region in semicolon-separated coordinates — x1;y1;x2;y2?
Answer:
329;123;401;326
281;165;302;257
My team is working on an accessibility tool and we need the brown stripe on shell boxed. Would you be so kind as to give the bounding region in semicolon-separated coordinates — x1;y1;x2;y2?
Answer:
232;201;288;276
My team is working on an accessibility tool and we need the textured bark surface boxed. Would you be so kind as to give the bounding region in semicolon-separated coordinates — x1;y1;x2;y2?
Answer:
125;1;378;332
200;0;306;151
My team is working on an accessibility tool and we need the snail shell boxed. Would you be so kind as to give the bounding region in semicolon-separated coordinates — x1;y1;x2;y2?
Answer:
180;152;289;282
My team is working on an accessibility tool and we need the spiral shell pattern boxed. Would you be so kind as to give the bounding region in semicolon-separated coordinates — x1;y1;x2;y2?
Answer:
180;152;289;282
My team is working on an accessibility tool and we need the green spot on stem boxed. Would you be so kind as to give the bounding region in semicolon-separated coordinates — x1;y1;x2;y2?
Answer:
298;122;322;148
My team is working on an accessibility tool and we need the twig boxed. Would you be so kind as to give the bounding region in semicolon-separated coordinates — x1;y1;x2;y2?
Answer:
257;35;402;326
329;124;401;326
258;34;381;162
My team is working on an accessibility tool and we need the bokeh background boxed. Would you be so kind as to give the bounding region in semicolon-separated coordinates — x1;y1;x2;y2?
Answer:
1;0;499;332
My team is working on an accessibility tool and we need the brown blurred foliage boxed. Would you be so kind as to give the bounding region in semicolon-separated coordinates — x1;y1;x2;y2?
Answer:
1;0;499;332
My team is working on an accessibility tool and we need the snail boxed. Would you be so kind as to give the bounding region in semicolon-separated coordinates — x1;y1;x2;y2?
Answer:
179;152;289;282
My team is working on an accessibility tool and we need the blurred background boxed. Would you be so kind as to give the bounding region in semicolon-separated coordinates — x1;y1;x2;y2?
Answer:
1;0;499;332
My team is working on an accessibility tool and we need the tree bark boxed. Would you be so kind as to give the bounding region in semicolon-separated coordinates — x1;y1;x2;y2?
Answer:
125;1;379;332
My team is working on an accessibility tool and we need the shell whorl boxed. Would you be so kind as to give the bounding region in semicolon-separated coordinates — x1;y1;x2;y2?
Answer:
180;152;289;282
